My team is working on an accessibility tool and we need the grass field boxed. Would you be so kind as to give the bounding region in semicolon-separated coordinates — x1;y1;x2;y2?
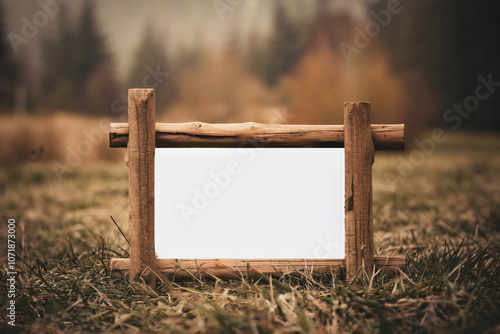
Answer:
1;132;499;333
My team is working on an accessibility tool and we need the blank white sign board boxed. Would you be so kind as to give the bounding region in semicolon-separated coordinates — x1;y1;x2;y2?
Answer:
155;148;345;259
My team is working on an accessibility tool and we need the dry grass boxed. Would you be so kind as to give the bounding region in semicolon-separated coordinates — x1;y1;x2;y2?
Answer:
0;114;123;165
0;132;499;333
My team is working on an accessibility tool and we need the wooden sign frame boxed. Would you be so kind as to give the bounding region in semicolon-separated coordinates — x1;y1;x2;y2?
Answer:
109;89;406;285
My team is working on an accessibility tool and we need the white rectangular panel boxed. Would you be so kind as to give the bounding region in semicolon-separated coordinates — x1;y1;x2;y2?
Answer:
155;148;345;259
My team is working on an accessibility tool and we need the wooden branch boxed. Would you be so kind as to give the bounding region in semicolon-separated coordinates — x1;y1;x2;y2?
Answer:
110;256;405;280
109;122;405;150
127;89;156;287
344;102;375;279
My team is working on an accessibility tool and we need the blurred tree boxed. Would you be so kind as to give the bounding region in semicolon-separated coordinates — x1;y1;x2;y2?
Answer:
372;0;500;131
42;5;77;111
174;42;201;70
127;25;173;111
76;1;120;115
250;3;306;87
0;0;17;112
42;0;120;114
75;1;108;90
246;32;269;85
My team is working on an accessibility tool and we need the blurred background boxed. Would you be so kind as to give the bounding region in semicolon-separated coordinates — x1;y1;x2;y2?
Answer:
2;3;500;332
0;0;499;164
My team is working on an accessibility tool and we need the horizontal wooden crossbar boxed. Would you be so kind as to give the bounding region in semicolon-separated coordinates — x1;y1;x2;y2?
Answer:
109;122;405;150
111;256;406;280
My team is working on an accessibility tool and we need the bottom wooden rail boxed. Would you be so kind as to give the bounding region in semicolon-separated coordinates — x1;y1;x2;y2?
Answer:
111;256;406;280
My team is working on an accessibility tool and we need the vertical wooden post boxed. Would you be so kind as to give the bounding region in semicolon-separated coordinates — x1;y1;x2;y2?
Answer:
128;89;156;286
344;102;375;279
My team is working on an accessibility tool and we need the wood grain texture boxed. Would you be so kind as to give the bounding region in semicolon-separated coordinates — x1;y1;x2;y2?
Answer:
344;102;375;279
109;122;405;150
110;256;405;279
128;89;156;286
